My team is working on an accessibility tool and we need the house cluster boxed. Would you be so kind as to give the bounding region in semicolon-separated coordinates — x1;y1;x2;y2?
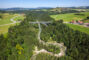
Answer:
70;20;89;27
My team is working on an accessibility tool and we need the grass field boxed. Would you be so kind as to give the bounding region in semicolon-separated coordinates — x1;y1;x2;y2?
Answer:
14;15;25;21
0;24;15;34
83;19;89;23
51;12;89;22
0;13;25;25
72;9;89;11
0;13;25;34
83;20;89;23
0;13;18;25
66;23;89;34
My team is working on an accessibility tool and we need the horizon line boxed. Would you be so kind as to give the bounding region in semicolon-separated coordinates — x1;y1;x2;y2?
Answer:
0;5;89;9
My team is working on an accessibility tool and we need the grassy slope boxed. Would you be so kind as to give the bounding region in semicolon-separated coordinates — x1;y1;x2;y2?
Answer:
14;15;25;21
72;9;89;11
0;24;15;34
0;13;18;25
83;19;89;23
66;23;89;34
0;13;24;34
83;20;89;23
51;12;89;22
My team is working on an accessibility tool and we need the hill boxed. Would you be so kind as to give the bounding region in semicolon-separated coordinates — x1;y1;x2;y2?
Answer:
0;7;53;11
51;12;89;22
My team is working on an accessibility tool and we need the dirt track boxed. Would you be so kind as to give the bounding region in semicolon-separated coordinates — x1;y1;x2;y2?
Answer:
30;21;66;60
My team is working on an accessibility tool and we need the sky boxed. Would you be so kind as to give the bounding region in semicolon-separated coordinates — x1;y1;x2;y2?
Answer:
0;0;89;8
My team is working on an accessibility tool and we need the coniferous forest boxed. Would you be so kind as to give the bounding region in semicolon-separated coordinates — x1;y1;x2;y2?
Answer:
0;11;89;60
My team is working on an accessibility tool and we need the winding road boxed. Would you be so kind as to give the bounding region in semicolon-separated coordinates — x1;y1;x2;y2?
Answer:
29;21;66;60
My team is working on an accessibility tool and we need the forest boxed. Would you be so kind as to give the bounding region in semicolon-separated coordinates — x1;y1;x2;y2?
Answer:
0;11;89;60
41;20;89;60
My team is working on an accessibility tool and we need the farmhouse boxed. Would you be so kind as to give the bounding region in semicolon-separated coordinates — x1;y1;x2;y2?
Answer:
71;20;77;24
77;20;83;25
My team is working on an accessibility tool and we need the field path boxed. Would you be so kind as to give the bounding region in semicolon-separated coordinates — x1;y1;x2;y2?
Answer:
0;15;21;27
30;21;66;60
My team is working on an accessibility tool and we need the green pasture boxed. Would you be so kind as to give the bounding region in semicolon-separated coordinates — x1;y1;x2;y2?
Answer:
51;12;89;22
0;13;25;34
0;24;15;34
72;9;89;11
0;13;18;25
14;15;25;21
66;23;89;34
83;20;89;23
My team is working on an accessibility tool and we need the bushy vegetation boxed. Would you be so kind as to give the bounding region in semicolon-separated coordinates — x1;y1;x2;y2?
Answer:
0;13;16;25
14;15;25;21
7;23;38;60
0;11;89;60
0;34;8;60
36;53;73;60
41;20;89;60
26;12;54;21
0;10;6;13
37;42;60;54
0;12;54;60
81;16;89;23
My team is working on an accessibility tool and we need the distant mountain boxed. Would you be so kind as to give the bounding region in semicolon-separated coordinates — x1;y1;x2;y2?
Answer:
68;6;89;9
77;6;89;9
37;7;53;9
0;6;89;11
0;7;53;11
0;7;31;11
56;6;89;9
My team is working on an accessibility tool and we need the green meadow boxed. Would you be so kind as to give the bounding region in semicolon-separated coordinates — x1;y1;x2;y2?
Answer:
66;23;89;34
0;13;18;25
0;24;15;34
14;15;25;21
51;12;89;22
0;13;25;34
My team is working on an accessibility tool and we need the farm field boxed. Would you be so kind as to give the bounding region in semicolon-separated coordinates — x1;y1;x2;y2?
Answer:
0;24;15;34
83;19;89;23
51;12;89;22
72;9;89;11
0;13;25;34
0;13;25;25
66;23;89;34
0;13;17;25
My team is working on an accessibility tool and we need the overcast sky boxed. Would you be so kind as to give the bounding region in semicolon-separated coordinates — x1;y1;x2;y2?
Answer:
0;0;89;8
